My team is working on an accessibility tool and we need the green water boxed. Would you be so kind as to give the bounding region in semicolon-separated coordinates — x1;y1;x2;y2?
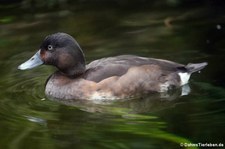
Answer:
0;1;225;149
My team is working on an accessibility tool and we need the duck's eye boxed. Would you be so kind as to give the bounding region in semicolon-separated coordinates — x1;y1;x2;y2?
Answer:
47;45;54;51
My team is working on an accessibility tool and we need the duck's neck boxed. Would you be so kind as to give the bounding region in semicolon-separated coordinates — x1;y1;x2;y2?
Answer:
58;49;86;78
61;63;85;78
60;56;86;78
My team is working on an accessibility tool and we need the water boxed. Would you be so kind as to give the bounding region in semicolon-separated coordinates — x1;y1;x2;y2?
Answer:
0;1;225;149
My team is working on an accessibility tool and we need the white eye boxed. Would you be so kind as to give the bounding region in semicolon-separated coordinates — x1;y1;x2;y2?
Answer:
48;45;53;51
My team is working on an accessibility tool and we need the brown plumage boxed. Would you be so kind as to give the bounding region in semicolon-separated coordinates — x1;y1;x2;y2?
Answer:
18;33;207;100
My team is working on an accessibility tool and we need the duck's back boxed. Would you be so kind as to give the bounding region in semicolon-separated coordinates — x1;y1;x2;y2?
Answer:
83;55;185;83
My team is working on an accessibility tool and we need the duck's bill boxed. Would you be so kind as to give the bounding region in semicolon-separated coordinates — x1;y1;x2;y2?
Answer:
18;50;43;70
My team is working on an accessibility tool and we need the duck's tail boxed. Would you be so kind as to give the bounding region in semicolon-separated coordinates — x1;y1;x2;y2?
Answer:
185;62;208;74
178;62;208;86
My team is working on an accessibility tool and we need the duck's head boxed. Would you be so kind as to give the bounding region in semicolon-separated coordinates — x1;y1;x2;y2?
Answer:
18;33;86;76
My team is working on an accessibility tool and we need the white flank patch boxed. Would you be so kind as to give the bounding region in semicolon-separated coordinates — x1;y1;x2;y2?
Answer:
178;72;191;86
90;92;118;101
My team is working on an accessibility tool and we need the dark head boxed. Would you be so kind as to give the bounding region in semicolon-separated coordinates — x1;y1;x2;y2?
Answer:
18;33;86;76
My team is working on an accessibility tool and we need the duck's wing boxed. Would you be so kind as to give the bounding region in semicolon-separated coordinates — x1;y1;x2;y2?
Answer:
83;55;185;82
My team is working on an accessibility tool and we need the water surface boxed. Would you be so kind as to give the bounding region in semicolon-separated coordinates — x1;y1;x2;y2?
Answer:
0;1;225;149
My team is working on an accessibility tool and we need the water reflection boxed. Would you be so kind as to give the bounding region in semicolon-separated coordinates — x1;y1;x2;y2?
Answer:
44;106;195;149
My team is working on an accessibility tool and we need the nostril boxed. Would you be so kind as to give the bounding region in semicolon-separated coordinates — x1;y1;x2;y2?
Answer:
31;57;34;60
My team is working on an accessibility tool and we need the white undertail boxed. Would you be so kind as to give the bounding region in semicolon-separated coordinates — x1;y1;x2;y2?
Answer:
178;72;191;86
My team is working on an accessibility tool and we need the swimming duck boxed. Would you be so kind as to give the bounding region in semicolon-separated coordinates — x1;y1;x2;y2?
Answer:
18;32;207;100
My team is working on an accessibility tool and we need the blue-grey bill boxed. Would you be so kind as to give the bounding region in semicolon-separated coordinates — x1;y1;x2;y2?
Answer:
18;50;43;70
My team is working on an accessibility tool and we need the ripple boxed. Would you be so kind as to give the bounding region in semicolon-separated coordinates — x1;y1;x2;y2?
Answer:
6;74;46;99
0;52;57;126
1;52;52;100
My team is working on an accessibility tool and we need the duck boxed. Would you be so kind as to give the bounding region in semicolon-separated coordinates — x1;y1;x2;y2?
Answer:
18;32;207;100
